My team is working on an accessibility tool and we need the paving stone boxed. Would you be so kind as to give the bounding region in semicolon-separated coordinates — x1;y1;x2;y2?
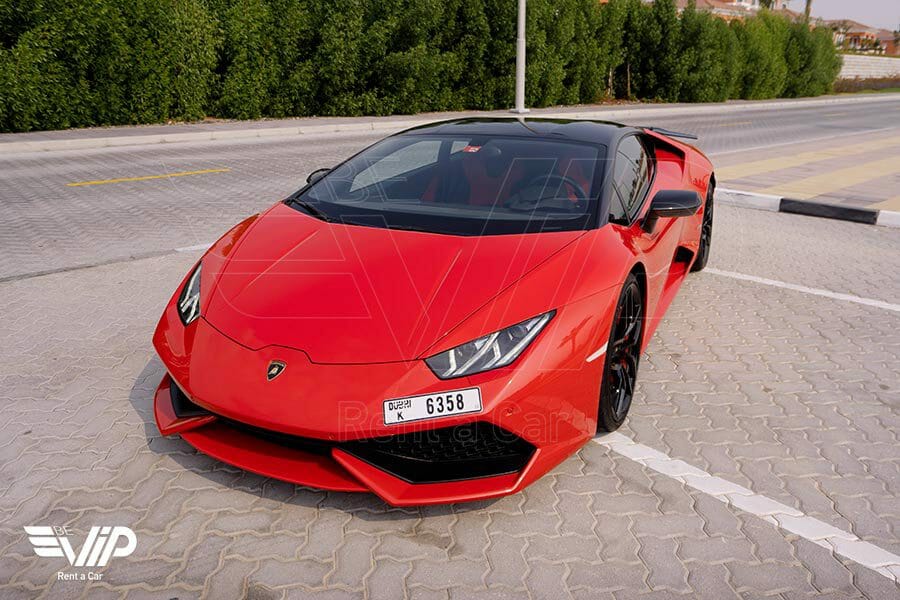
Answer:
447;510;491;560
524;560;571;600
525;534;602;564
838;562;900;600
684;563;740;599
677;536;755;565
726;562;814;596
301;509;351;562
328;532;377;589
232;532;306;562
566;559;648;593
483;534;528;590
737;514;799;565
363;558;409;600
632;512;707;540
638;537;690;593
555;491;598;537
251;557;330;590
169;533;232;589
792;538;859;595
407;558;486;590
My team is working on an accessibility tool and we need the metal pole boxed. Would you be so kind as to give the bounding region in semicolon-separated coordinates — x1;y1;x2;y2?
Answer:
512;0;529;114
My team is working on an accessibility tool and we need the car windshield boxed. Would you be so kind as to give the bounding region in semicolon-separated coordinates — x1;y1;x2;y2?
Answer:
291;134;606;235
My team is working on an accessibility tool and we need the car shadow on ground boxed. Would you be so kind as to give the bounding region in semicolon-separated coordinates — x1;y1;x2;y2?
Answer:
129;358;500;519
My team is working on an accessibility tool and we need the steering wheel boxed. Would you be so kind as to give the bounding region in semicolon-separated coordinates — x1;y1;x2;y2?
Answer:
504;174;588;213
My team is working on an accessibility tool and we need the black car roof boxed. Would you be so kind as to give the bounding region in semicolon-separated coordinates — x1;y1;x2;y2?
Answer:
398;117;637;146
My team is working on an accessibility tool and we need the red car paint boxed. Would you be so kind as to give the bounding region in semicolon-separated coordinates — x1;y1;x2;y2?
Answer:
153;120;713;506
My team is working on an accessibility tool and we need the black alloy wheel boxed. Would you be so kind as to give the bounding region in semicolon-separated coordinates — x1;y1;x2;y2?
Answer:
597;274;643;432
691;181;715;272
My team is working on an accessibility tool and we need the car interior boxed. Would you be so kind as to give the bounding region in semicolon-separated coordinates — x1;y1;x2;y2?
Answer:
330;136;602;215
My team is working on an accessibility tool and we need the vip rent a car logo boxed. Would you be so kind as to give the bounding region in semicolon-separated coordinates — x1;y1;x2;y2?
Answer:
25;525;136;581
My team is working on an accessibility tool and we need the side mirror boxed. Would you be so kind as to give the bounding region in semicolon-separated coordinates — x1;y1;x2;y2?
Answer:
642;189;702;232
307;168;331;185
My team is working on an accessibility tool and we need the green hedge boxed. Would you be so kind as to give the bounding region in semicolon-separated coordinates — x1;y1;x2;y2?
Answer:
0;0;842;132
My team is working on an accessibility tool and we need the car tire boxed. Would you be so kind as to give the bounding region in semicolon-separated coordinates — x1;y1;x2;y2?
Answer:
690;181;714;273
597;273;643;433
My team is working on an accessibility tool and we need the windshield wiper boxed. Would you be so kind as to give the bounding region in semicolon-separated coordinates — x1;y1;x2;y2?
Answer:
386;223;436;233
290;199;332;222
505;197;577;213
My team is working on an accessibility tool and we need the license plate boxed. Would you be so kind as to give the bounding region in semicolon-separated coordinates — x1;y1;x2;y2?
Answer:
383;387;482;425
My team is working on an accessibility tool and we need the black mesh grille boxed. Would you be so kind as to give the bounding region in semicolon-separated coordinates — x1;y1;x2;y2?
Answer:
341;422;535;483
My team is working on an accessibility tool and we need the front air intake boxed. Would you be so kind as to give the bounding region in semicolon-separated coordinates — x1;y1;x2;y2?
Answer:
340;422;535;484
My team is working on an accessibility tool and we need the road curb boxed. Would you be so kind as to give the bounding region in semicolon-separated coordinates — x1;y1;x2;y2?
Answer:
0;119;436;155
716;187;900;228
2;93;898;154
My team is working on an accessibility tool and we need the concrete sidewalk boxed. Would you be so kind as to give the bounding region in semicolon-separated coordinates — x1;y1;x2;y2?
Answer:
3;93;899;154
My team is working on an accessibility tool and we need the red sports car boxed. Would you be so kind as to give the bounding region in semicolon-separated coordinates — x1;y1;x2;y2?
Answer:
153;118;714;506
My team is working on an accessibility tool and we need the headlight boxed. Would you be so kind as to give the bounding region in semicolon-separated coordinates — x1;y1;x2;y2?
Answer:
425;311;555;379
177;263;202;325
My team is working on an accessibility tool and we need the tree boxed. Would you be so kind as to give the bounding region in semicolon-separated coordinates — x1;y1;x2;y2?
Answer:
216;0;279;119
678;3;739;102
597;0;627;98
614;0;657;99
732;12;789;99
648;0;685;101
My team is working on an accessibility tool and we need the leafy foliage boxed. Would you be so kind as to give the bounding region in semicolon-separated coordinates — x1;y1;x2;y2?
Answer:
0;0;843;132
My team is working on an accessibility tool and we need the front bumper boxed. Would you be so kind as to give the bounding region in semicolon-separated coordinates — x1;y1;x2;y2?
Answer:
155;373;574;505
153;289;602;506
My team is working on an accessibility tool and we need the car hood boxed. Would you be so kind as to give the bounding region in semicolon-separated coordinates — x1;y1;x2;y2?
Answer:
205;203;586;363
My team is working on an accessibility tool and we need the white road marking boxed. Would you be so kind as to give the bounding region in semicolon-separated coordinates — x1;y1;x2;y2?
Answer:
586;343;608;363
715;187;782;211
876;209;900;229
175;243;212;253
594;432;900;582
706;268;900;313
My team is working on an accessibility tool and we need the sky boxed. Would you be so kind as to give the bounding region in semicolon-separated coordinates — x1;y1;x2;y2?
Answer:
786;0;899;31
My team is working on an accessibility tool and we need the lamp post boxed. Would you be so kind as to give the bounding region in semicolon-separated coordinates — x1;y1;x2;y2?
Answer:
511;0;529;114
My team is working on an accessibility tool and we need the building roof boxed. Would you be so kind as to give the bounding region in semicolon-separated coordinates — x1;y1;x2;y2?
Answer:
673;0;803;21
824;19;882;34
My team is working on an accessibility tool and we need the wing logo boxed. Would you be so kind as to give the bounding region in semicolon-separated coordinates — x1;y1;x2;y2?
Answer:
24;526;137;567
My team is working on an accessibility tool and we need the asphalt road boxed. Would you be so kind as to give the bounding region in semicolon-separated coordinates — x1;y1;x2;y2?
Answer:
1;94;899;282
1;96;899;599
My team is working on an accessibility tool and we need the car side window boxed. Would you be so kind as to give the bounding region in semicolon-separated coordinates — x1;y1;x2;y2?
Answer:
608;185;629;224
613;135;653;222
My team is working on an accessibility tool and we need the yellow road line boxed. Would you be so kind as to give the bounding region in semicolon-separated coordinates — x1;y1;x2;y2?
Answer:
67;168;230;187
710;121;753;127
871;196;900;211
717;135;900;181
757;156;899;200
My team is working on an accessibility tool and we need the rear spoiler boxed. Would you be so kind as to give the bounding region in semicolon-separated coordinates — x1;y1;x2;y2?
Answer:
643;126;698;141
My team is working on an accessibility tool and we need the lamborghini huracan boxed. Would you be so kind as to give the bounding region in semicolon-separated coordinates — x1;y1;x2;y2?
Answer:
153;118;714;506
